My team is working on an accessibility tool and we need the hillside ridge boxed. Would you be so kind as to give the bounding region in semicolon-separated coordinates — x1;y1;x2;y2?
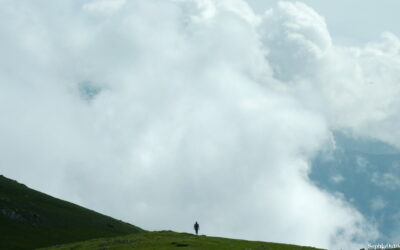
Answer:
40;230;326;250
0;175;143;250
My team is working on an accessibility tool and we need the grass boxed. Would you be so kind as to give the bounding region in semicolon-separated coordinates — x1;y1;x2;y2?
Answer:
40;230;326;250
0;175;144;250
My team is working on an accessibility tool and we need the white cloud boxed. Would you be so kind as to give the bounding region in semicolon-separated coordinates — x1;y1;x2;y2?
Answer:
83;0;126;16
260;1;332;81
371;172;400;190
255;2;400;149
331;174;344;184
370;197;387;211
5;0;400;249
356;155;368;172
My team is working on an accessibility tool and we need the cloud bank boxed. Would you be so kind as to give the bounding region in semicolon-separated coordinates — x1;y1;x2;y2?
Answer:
1;0;399;249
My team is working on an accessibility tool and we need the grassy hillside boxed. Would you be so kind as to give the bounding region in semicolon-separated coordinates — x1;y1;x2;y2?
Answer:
0;175;144;250
40;231;325;250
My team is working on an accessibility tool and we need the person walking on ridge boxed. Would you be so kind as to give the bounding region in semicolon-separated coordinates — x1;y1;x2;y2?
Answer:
194;221;200;235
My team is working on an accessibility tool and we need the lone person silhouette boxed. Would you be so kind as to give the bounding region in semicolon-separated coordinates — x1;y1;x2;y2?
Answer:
194;221;200;235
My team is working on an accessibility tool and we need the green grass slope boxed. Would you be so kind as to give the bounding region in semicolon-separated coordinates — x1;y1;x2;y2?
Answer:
0;175;144;250
40;231;325;250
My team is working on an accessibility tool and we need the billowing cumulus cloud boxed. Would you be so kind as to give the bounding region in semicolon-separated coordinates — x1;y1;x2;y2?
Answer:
260;1;332;81
2;0;400;249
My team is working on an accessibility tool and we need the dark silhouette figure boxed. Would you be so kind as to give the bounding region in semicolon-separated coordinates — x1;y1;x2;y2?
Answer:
194;221;200;235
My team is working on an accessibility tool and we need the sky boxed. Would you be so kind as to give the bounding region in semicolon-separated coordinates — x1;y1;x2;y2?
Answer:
1;1;400;249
